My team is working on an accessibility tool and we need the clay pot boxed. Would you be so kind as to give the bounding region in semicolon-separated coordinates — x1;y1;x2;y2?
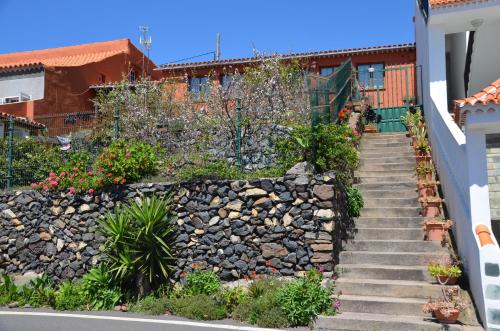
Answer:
416;155;432;165
425;222;447;241
418;183;436;198
423;200;441;218
426;172;433;182
435;308;460;324
436;275;458;285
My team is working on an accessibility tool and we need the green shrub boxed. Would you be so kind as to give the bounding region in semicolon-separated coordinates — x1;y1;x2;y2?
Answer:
276;271;332;326
98;196;175;293
428;264;462;278
176;160;241;182
276;123;359;184
184;271;221;296
247;277;283;299
233;291;289;328
16;275;56;308
55;281;85;311
96;139;162;185
0;274;19;305
346;186;364;218
217;286;247;314
167;294;226;320
81;266;122;310
129;295;169;315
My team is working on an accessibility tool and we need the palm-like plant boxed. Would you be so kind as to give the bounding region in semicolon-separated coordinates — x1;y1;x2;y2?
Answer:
98;195;176;294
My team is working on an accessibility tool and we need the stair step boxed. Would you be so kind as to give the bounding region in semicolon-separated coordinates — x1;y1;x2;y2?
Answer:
363;197;419;208
360;150;414;158
339;251;448;266
357;181;416;191
336;278;449;299
360;189;418;199
356;169;415;177
338;294;428;316
355;217;422;228
360;162;415;172
361;155;415;164
359;207;420;218
337;264;432;282
315;313;462;331
359;175;416;184
353;228;423;240
360;140;411;147
345;240;442;252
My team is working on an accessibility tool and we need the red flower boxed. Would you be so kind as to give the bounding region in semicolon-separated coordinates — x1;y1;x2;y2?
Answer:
121;178;126;184
72;167;79;172
49;181;58;188
114;177;120;184
78;179;84;184
106;173;112;177
31;183;38;188
88;188;94;195
49;172;56;178
98;168;104;173
43;186;49;191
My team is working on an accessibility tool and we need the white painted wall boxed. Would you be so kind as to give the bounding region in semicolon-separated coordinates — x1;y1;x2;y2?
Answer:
469;23;500;95
0;70;45;101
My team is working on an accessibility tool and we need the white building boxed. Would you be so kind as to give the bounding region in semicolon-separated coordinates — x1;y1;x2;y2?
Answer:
415;0;500;328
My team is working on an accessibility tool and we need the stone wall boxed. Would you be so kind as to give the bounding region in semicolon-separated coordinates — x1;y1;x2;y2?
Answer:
0;171;345;282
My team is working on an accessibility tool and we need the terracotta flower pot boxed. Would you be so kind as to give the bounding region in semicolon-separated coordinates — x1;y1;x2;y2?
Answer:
425;222;447;241
423;200;441;218
435;308;460;323
416;155;432;165
418;184;436;198
436;275;458;285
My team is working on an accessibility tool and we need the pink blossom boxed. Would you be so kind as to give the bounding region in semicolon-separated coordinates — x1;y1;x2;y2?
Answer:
49;172;56;178
31;183;38;188
88;188;94;195
49;181;58;188
42;186;49;191
68;187;76;195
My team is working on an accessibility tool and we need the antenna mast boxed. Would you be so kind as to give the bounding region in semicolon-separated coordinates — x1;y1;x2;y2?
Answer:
215;32;221;61
139;25;152;77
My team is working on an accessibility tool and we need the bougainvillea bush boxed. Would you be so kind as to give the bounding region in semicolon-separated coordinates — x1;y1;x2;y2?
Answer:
32;140;161;194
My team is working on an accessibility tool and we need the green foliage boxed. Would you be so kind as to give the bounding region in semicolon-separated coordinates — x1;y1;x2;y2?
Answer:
247;277;283;299
167;294;227;320
233;292;289;328
217;286;247;314
275;270;332;326
33;140;161;193
0;274;19;305
346;186;364;218
176;160;241;182
98;196;175;292
55;281;85;311
183;271;221;296
276;123;359;184
6;274;56;308
0;138;62;188
129;295;170;315
81;266;122;310
428;264;462;278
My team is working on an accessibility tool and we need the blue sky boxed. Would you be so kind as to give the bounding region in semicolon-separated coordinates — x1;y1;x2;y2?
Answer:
0;0;415;65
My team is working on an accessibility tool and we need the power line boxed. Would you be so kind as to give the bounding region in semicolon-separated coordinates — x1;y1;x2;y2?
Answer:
168;51;216;64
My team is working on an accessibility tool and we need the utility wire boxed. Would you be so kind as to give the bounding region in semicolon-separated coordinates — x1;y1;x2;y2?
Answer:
167;51;216;64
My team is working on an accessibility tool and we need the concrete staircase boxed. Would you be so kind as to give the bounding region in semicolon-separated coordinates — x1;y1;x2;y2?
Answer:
323;132;460;331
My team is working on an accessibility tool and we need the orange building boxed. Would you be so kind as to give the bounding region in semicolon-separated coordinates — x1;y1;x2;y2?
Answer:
0;39;159;134
156;43;417;105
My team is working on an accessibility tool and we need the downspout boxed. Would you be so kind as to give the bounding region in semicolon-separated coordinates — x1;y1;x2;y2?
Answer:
463;31;475;97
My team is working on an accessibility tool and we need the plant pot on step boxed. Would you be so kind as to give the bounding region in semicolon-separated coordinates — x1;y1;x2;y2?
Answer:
416;154;432;165
435;308;460;324
420;197;443;218
436;275;459;285
417;181;439;199
422;219;453;241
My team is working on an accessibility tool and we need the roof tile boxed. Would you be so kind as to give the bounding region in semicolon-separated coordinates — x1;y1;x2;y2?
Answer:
430;0;489;8
455;78;500;108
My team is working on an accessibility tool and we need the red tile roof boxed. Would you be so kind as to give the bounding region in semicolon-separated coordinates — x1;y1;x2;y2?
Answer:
0;113;45;128
157;43;415;71
455;78;500;108
0;39;134;68
430;0;489;8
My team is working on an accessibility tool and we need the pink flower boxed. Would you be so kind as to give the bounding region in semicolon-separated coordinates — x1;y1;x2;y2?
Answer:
121;178;126;184
68;187;76;195
78;179;84;184
113;177;120;184
72;167;79;172
31;183;38;188
49;181;58;188
88;188;94;195
87;171;93;176
43;186;49;191
98;168;104;173
60;172;66;177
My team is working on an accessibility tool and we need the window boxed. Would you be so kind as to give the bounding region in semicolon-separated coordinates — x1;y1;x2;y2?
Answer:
4;96;20;104
358;63;384;89
189;76;210;98
129;70;137;83
320;67;337;76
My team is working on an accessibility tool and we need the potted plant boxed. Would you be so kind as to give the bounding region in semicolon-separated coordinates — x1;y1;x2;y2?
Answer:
428;263;462;285
417;180;439;199
416;163;434;181
422;288;467;324
422;217;453;241
420;196;443;218
364;122;377;133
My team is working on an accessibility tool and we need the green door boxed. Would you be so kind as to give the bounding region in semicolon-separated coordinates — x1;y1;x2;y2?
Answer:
358;64;418;133
377;106;408;132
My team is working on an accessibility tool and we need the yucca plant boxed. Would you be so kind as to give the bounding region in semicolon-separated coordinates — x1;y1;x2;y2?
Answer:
98;195;176;295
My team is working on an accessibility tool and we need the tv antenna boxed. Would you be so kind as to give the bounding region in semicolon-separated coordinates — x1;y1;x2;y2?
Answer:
139;25;152;77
